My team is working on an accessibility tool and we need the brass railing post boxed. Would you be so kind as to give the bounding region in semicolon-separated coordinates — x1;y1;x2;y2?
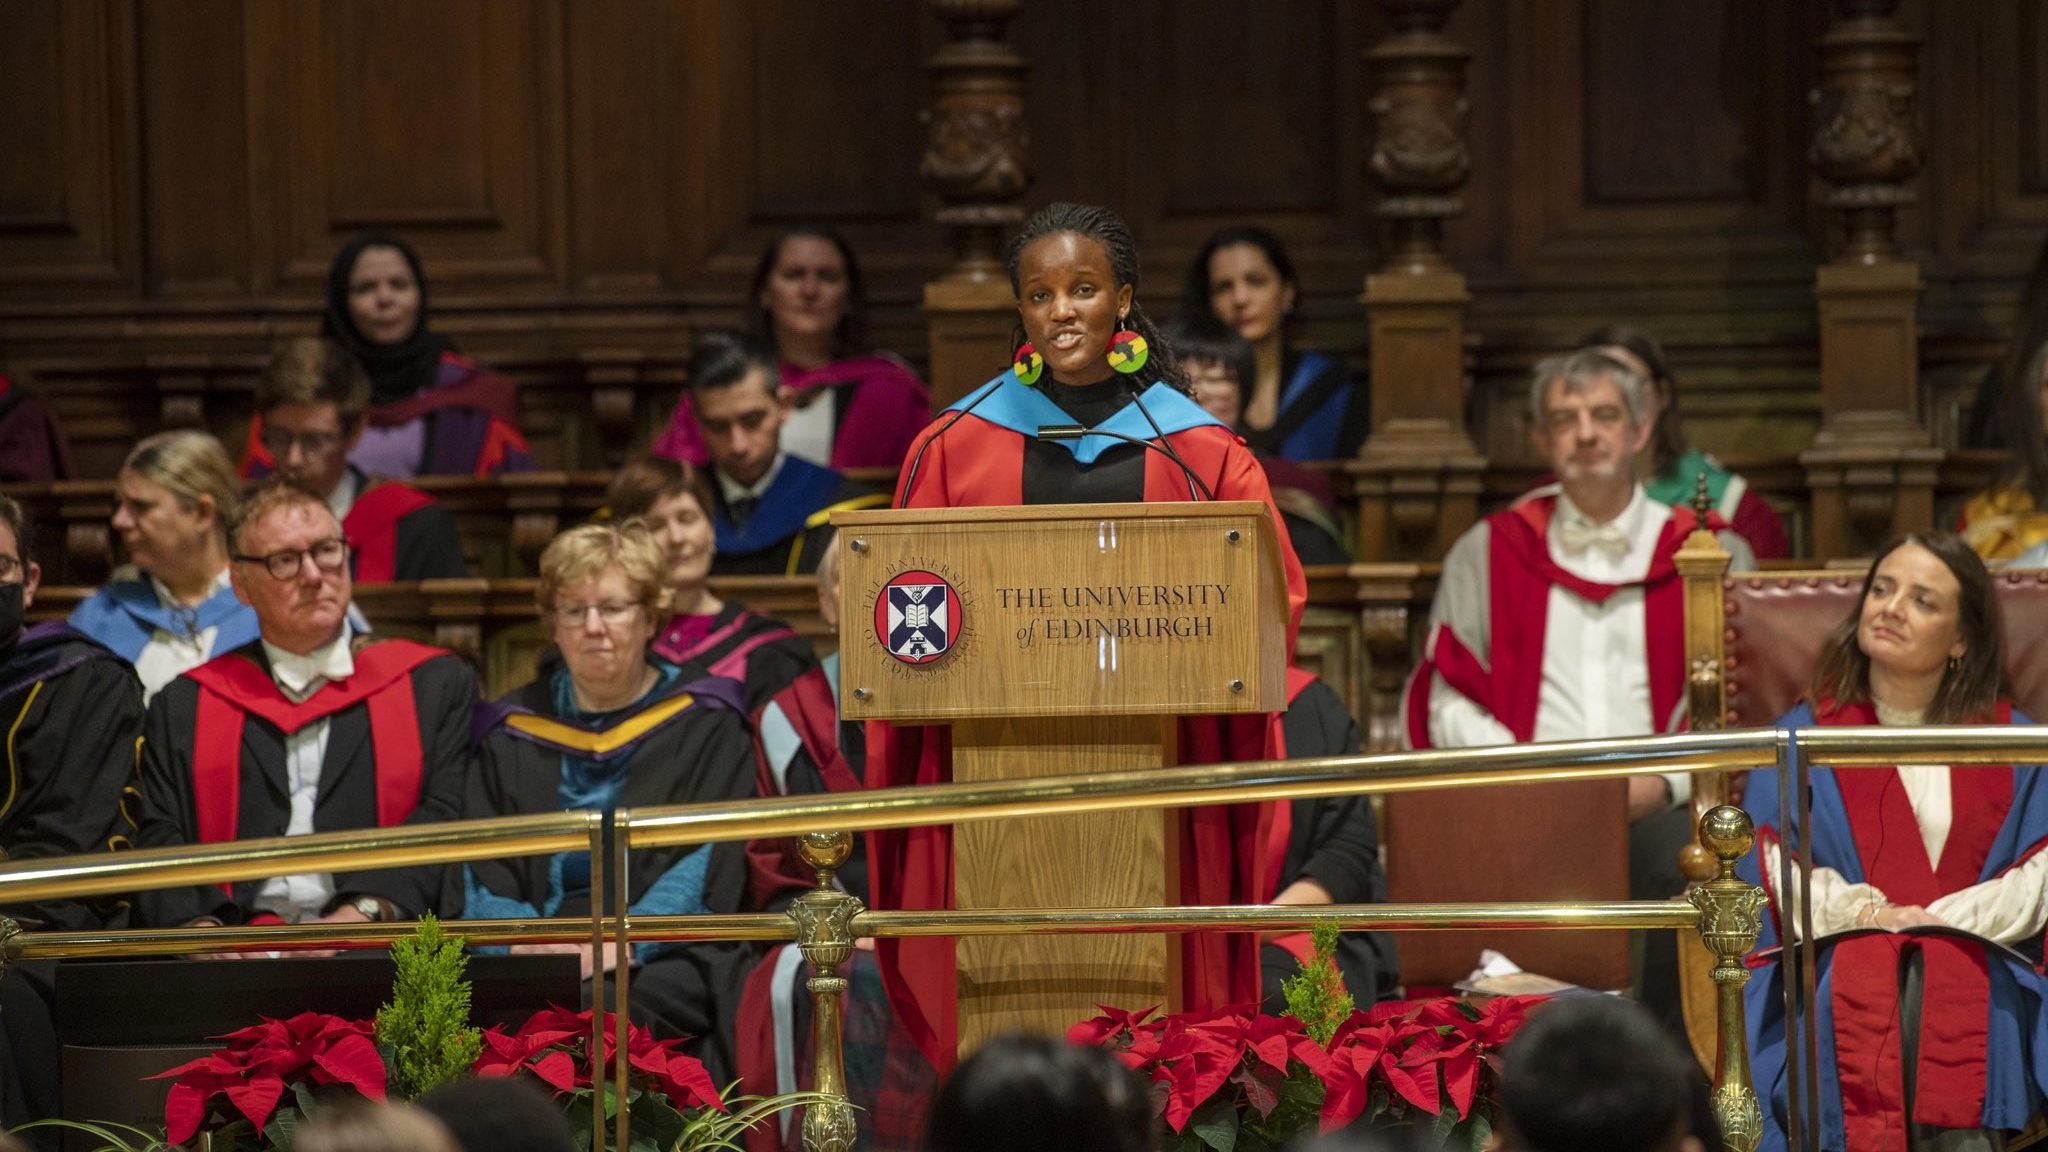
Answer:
1689;805;1766;1152
791;831;861;1152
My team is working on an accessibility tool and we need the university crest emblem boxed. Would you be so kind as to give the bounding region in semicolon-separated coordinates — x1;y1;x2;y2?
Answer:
875;569;960;666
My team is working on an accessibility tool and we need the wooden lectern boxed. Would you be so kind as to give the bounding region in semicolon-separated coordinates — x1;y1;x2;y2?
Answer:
834;501;1289;1051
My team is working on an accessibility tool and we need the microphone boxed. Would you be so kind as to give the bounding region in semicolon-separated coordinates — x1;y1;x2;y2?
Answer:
1036;424;1215;501
896;381;1005;509
1122;381;1210;503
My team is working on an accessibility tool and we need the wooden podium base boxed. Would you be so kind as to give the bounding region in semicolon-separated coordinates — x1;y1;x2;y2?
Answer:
951;714;1182;1053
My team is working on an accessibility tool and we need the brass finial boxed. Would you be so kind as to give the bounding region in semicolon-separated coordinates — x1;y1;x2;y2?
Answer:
1692;472;1713;525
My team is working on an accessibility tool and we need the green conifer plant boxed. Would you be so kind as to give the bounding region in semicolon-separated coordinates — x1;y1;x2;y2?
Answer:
1280;918;1355;1045
375;913;483;1099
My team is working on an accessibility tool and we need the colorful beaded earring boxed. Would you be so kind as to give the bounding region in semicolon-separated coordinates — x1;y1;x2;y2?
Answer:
1013;343;1044;385
1106;326;1149;375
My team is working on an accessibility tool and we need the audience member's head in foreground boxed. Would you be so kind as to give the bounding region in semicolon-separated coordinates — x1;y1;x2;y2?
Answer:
1495;997;1704;1152
293;1101;460;1152
417;1076;578;1152
926;1033;1155;1152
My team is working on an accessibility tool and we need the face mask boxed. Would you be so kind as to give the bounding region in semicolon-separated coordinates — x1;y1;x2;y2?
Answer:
0;582;21;650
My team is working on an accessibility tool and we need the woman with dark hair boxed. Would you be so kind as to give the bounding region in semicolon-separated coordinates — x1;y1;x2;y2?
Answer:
1579;324;1789;559
925;1035;1153;1152
1737;532;2048;1151
1183;225;1366;461
242;232;535;479
1960;337;2048;560
656;225;929;471
871;201;1308;1074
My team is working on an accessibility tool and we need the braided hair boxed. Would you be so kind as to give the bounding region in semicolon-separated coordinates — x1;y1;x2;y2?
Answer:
1004;202;1189;396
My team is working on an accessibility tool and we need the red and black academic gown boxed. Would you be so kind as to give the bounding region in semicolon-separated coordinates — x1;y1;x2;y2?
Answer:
339;470;469;583
0;623;144;930
869;370;1308;1072
1738;699;2048;1152
1400;491;1701;749
130;637;477;926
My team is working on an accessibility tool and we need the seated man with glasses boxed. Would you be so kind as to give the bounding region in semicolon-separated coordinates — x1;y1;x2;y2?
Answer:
246;336;468;583
129;478;477;929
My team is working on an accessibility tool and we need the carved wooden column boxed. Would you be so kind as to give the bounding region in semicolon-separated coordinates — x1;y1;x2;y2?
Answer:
1349;0;1486;563
920;0;1031;412
1801;0;1937;557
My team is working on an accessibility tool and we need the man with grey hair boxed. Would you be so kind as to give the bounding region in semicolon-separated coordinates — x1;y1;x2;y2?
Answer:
1401;349;1753;1003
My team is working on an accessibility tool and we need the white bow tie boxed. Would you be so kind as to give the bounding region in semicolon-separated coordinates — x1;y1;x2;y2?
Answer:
1557;516;1631;559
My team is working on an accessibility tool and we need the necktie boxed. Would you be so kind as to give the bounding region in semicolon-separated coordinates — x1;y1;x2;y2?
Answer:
729;496;760;527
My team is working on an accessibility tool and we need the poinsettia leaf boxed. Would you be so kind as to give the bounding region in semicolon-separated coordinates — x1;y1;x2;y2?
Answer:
1440;1048;1479;1118
1380;1057;1440;1116
530;1050;582;1094
160;1081;212;1145
1188;1093;1240;1152
1456;1109;1493;1152
311;1033;389;1100
1231;1064;1280;1119
222;1075;287;1134
1430;1097;1461;1144
263;1101;301;1151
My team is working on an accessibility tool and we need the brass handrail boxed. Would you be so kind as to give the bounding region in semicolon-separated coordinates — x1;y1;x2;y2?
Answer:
7;725;2017;906
11;725;2027;1152
0;810;595;904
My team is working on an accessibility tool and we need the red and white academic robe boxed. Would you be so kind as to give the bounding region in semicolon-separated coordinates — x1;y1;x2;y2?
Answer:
1402;486;1751;795
865;373;1308;1074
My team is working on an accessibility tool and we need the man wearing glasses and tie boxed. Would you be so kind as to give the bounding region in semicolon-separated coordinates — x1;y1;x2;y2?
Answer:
128;478;477;932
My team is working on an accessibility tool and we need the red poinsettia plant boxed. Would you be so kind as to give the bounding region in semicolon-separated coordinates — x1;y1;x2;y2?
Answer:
149;1012;386;1149
475;1006;727;1148
1072;994;1541;1152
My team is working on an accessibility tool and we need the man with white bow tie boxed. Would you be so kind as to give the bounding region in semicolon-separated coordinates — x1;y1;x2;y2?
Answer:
1401;347;1755;1014
130;479;476;931
1404;348;1754;775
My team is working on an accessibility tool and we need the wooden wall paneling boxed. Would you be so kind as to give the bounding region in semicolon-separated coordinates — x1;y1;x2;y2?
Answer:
0;0;140;301
1917;0;2048;346
257;0;566;294
138;0;250;300
563;0;678;298
1133;0;1375;344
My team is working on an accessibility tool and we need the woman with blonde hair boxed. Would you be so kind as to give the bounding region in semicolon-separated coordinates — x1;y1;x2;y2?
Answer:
68;429;257;701
461;520;762;1083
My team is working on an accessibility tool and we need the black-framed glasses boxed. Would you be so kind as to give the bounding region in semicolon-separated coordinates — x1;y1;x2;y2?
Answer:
259;427;345;458
0;554;20;584
235;537;349;580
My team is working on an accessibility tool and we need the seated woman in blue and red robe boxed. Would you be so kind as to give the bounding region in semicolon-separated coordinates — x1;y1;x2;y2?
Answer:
1738;532;2048;1151
243;232;534;480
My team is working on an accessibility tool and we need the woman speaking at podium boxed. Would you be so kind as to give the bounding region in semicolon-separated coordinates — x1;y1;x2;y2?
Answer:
871;201;1309;1072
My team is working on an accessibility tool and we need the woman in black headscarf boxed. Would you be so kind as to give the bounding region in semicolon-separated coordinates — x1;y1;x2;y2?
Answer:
243;232;535;479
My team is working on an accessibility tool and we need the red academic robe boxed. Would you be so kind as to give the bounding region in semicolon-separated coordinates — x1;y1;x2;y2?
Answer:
868;399;1308;1072
1402;493;1707;749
